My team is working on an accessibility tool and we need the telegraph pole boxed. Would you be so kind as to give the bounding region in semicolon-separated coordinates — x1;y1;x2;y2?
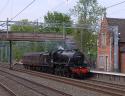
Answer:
6;18;9;38
63;23;66;48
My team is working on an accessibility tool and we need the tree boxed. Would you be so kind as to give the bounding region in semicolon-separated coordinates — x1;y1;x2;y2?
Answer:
71;0;104;65
41;11;73;34
72;0;104;24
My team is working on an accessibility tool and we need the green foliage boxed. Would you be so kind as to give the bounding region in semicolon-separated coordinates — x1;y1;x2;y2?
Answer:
10;19;35;32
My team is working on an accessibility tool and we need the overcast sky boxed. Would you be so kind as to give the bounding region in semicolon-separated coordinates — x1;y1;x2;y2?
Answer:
0;0;125;22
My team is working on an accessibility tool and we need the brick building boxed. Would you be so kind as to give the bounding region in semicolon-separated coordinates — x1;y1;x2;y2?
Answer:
97;17;125;72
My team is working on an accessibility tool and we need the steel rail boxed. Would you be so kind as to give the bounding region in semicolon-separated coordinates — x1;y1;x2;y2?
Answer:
0;81;17;96
0;64;125;96
15;68;125;96
0;68;71;96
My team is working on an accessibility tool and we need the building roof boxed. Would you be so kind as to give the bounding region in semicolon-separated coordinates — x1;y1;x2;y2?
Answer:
106;18;125;42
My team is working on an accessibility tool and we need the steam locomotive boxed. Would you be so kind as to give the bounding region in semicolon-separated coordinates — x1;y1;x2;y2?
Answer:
22;49;90;78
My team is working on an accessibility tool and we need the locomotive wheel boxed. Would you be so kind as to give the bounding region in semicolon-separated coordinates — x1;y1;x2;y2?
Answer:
32;66;35;70
65;72;70;78
27;65;29;69
62;68;67;77
59;71;62;76
71;73;75;78
33;66;35;70
30;66;33;70
24;64;26;69
24;65;27;69
62;71;65;77
54;69;58;75
34;66;37;70
34;66;36;70
54;68;59;75
40;67;43;72
27;65;30;69
37;67;41;71
26;65;28;69
49;67;54;74
30;66;32;70
25;65;28;69
62;68;70;77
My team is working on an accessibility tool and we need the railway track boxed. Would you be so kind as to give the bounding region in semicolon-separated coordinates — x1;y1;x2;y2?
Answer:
0;65;71;96
16;68;125;96
9;63;125;96
85;79;125;90
1;64;125;96
0;81;17;96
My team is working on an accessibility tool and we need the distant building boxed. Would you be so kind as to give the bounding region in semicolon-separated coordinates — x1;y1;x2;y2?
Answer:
97;17;125;72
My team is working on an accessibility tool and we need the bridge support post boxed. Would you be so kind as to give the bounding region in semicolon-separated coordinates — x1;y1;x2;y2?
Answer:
9;40;12;69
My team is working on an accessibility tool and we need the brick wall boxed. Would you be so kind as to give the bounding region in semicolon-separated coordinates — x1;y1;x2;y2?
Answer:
97;18;113;71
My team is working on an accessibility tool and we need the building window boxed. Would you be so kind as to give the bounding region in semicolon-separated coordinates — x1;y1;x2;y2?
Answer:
99;56;105;68
99;55;109;71
101;33;106;47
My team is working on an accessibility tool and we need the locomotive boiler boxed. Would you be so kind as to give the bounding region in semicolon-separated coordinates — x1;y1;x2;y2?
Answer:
22;49;90;78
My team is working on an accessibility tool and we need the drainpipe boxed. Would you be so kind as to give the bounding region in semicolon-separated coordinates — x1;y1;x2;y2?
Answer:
109;37;112;71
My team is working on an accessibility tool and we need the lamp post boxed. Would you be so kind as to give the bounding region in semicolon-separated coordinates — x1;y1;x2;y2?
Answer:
113;26;119;72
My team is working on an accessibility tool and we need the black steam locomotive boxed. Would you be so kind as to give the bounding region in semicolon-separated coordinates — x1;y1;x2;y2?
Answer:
22;49;90;78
